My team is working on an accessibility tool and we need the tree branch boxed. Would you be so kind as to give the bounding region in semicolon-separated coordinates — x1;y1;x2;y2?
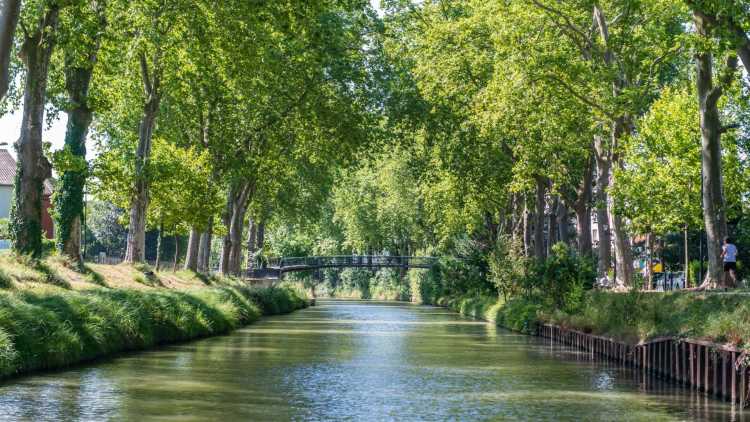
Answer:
139;51;152;96
529;0;591;54
540;74;616;120
0;0;21;99
720;123;741;134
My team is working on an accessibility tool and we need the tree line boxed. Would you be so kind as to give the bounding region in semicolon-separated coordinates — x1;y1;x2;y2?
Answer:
0;0;378;275
1;0;749;290
274;0;749;290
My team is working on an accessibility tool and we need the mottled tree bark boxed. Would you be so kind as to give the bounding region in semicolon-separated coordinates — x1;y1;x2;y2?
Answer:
695;13;736;287
608;119;634;288
56;6;105;263
125;53;160;264
557;201;571;246
593;5;634;287
687;4;750;77
245;218;257;272
11;7;58;257
593;135;611;280
523;199;532;258
571;154;593;256
155;222;163;270
219;181;253;276
184;227;199;271
256;221;265;267
0;0;20;99
172;233;179;272
197;218;212;273
510;194;524;245
533;176;547;261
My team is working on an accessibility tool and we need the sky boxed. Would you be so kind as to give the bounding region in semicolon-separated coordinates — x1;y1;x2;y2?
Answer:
0;108;69;158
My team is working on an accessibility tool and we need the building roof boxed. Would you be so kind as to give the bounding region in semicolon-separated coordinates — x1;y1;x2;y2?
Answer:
0;149;53;195
0;149;14;186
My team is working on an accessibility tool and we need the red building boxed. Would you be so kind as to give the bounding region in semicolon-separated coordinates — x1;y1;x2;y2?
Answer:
0;149;54;239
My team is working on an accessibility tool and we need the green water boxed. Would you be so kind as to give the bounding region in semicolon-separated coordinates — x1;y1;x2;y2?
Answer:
0;300;745;421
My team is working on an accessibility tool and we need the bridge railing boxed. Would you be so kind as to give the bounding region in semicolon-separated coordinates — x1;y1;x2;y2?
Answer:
266;255;437;270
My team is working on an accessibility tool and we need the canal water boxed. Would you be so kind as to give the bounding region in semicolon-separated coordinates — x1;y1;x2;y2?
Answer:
0;300;745;421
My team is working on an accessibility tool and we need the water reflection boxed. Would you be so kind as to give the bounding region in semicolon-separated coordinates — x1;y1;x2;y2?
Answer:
0;299;745;421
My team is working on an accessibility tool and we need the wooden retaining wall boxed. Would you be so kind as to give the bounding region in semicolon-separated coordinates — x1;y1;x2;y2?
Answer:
537;324;749;407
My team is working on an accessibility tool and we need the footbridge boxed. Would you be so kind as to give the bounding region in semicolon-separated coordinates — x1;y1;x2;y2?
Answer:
247;255;437;279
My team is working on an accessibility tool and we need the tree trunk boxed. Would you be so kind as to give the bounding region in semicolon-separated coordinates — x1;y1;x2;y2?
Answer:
533;176;547;261
593;135;612;280
125;53;160;264
11;7;59;258
245;218;257;272
557;201;571;247
547;196;559;255
523;199;532;258
54;2;104;265
218;192;232;274
219;181;253;276
0;0;21;99
571;153;594;256
197;217;212;273
184;227;199;271
510;194;523;245
608;119;634;288
155;222;163;271
256;221;265;266
172;233;179;272
684;226;690;288
695;14;734;288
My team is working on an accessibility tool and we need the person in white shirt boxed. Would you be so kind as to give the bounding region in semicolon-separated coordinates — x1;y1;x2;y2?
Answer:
721;237;738;286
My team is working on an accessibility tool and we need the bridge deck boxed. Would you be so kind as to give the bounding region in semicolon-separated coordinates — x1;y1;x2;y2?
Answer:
247;255;437;278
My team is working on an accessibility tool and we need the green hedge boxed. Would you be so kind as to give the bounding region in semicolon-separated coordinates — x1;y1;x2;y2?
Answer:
0;286;306;379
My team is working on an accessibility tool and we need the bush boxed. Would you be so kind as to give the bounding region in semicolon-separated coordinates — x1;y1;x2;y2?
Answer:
496;297;542;334
408;266;442;304
533;243;595;313
0;218;9;239
488;235;527;299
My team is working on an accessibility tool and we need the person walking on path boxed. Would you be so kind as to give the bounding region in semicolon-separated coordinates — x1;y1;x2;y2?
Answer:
721;237;738;287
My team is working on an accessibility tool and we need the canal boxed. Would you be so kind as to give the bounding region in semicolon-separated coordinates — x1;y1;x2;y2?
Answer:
0;300;744;421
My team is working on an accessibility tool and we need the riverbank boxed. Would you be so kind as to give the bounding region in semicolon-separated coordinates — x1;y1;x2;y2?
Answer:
429;289;750;349
0;254;308;379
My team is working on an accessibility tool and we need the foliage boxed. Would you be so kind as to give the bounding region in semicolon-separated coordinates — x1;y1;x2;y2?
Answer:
83;200;127;258
487;235;527;300
0;219;9;240
0;285;306;379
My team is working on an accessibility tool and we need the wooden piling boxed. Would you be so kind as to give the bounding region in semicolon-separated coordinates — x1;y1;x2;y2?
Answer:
535;324;748;408
729;352;737;403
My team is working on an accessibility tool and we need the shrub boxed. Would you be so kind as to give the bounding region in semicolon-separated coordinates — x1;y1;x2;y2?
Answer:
496;297;542;334
0;218;9;239
536;243;595;313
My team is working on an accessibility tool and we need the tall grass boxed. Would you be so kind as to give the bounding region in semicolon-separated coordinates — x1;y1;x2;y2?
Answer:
433;288;750;348
0;285;306;379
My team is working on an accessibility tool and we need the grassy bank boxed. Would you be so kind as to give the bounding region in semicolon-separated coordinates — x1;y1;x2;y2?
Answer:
0;254;307;379
407;245;750;349
425;290;750;349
